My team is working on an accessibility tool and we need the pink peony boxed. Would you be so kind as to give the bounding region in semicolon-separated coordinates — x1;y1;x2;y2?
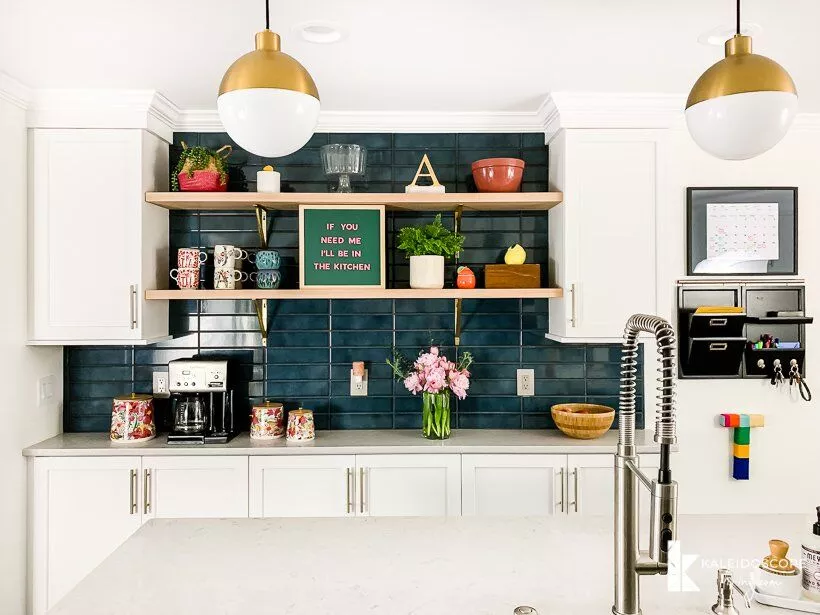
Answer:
404;373;422;395
430;346;439;356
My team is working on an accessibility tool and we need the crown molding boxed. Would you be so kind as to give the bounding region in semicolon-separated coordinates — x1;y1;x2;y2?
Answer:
0;72;33;110
26;89;179;143
176;107;549;135
542;92;686;141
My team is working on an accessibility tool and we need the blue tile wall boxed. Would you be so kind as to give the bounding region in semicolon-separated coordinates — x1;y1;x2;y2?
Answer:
64;132;643;432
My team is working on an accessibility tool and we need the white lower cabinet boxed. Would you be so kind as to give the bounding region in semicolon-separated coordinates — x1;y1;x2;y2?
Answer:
357;454;461;517
142;456;249;519
249;455;355;518
462;453;660;518
462;454;565;516
30;457;143;615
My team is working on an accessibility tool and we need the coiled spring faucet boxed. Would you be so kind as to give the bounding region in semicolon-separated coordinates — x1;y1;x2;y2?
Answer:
613;315;678;615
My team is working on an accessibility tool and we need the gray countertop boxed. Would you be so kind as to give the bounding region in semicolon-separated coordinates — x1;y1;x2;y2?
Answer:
24;429;661;457
48;514;806;615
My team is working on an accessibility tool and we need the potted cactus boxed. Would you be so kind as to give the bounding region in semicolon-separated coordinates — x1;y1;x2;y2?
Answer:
172;142;231;192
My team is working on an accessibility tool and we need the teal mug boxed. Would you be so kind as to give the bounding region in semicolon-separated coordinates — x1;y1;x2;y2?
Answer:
251;250;280;270
251;269;281;289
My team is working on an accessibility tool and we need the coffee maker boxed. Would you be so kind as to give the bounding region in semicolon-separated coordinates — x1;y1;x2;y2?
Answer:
167;358;237;445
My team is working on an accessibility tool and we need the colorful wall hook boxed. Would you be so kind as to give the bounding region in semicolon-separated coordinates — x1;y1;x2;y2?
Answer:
718;413;764;480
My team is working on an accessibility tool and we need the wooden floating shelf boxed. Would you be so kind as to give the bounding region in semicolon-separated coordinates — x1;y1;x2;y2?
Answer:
144;191;563;212
145;288;564;301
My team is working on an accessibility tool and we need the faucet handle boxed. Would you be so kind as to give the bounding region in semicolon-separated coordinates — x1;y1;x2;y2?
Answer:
731;579;751;609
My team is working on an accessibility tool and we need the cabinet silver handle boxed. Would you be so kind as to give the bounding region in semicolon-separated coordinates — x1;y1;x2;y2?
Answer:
558;467;565;512
129;469;137;514
571;468;579;513
709;318;728;327
709;342;728;351
569;284;577;328
143;469;151;514
129;284;138;330
359;467;366;514
346;468;353;514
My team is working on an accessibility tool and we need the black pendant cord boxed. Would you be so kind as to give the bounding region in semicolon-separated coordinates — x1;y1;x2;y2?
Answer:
265;0;270;30
736;0;741;35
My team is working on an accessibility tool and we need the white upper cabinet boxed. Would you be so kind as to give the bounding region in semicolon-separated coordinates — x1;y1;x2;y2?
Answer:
28;128;169;344
548;129;662;341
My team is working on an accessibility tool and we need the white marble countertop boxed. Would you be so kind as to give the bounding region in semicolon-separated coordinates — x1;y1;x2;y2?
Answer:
48;514;808;615
24;429;661;457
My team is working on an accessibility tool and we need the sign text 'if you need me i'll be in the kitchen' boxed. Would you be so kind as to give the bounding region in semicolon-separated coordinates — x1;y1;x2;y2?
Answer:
299;205;386;288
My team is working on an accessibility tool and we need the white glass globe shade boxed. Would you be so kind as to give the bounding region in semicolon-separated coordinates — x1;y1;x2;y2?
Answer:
217;88;320;158
685;90;797;160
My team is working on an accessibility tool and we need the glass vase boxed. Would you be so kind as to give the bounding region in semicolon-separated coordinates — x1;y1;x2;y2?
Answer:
422;391;451;440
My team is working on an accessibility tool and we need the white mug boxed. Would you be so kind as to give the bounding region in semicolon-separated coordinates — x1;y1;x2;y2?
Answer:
214;245;248;268
214;267;248;290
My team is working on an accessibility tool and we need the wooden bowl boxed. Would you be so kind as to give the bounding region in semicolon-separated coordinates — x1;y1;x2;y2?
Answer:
551;403;615;439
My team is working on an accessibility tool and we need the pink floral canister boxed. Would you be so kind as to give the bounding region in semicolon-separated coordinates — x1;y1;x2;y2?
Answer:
287;409;315;442
250;401;285;440
110;394;156;443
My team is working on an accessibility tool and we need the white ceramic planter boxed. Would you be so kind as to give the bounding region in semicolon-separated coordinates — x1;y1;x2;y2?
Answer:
409;255;445;289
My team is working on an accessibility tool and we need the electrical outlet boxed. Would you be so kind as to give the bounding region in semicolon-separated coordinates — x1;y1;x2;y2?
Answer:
152;371;170;398
37;375;55;407
350;369;369;396
517;368;535;397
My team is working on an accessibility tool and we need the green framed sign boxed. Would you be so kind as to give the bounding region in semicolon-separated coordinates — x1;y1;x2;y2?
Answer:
299;205;386;288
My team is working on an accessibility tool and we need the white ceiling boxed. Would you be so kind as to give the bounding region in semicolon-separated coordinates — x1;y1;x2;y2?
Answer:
1;0;819;113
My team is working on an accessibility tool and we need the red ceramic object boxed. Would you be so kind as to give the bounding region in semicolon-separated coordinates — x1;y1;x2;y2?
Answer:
177;169;228;192
456;266;476;289
471;157;525;193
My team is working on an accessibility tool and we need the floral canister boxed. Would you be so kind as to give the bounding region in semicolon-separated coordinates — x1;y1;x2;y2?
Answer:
287;409;315;442
250;401;285;440
110;394;156;443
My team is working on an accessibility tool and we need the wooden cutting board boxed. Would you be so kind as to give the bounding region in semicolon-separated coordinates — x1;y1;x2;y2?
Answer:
484;264;541;288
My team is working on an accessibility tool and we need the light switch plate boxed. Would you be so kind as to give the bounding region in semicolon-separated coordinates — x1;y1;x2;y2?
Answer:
517;369;535;397
350;369;368;396
152;371;170;398
37;375;56;407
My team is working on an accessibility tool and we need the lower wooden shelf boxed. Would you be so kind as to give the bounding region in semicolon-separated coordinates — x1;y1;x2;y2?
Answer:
145;288;564;300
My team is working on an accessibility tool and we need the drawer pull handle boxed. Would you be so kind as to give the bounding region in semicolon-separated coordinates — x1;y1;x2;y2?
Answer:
709;318;728;327
129;469;137;514
143;469;151;514
709;343;728;351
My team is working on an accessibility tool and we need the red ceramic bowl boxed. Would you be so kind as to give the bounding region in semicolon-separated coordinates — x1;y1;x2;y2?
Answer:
471;157;525;192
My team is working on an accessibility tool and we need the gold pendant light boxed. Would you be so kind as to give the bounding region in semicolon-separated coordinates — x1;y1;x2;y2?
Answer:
217;0;320;158
685;0;797;160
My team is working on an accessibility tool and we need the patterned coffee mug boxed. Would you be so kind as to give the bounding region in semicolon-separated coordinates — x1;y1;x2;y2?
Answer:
251;250;280;270
251;269;281;289
214;267;249;290
214;245;248;268
170;267;200;289
177;248;207;269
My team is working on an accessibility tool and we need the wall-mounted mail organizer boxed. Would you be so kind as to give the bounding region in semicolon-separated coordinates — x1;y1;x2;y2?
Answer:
677;280;813;380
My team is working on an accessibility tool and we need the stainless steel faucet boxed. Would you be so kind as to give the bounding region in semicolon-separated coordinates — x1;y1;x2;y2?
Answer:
613;315;678;615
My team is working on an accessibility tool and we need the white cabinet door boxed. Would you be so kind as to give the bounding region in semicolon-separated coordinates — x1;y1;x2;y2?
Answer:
356;454;461;517
28;129;168;344
142;456;248;519
249;455;355;518
566;453;614;515
548;130;661;340
462;454;566;516
30;456;143;615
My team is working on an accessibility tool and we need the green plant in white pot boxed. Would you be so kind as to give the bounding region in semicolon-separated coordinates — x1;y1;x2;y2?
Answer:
397;214;465;289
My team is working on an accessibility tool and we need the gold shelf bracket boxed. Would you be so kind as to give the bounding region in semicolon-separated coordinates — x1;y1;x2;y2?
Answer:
454;298;463;347
255;205;271;247
253;299;269;347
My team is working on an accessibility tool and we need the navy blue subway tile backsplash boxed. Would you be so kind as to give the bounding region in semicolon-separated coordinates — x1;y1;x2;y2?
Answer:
64;132;643;432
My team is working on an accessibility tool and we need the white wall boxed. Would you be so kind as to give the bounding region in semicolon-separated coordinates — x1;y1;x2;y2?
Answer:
0;93;63;614
657;126;820;514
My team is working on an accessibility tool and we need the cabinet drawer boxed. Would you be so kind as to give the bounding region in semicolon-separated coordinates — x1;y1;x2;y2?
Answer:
686;338;745;376
688;312;745;338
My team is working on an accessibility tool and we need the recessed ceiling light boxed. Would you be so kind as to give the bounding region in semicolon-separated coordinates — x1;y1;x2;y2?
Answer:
698;22;762;46
294;21;345;44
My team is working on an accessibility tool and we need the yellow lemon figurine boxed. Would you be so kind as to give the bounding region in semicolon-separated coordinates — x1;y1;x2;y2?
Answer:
504;244;526;265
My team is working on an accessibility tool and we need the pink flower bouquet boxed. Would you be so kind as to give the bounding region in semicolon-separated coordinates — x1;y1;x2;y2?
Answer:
388;346;473;439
